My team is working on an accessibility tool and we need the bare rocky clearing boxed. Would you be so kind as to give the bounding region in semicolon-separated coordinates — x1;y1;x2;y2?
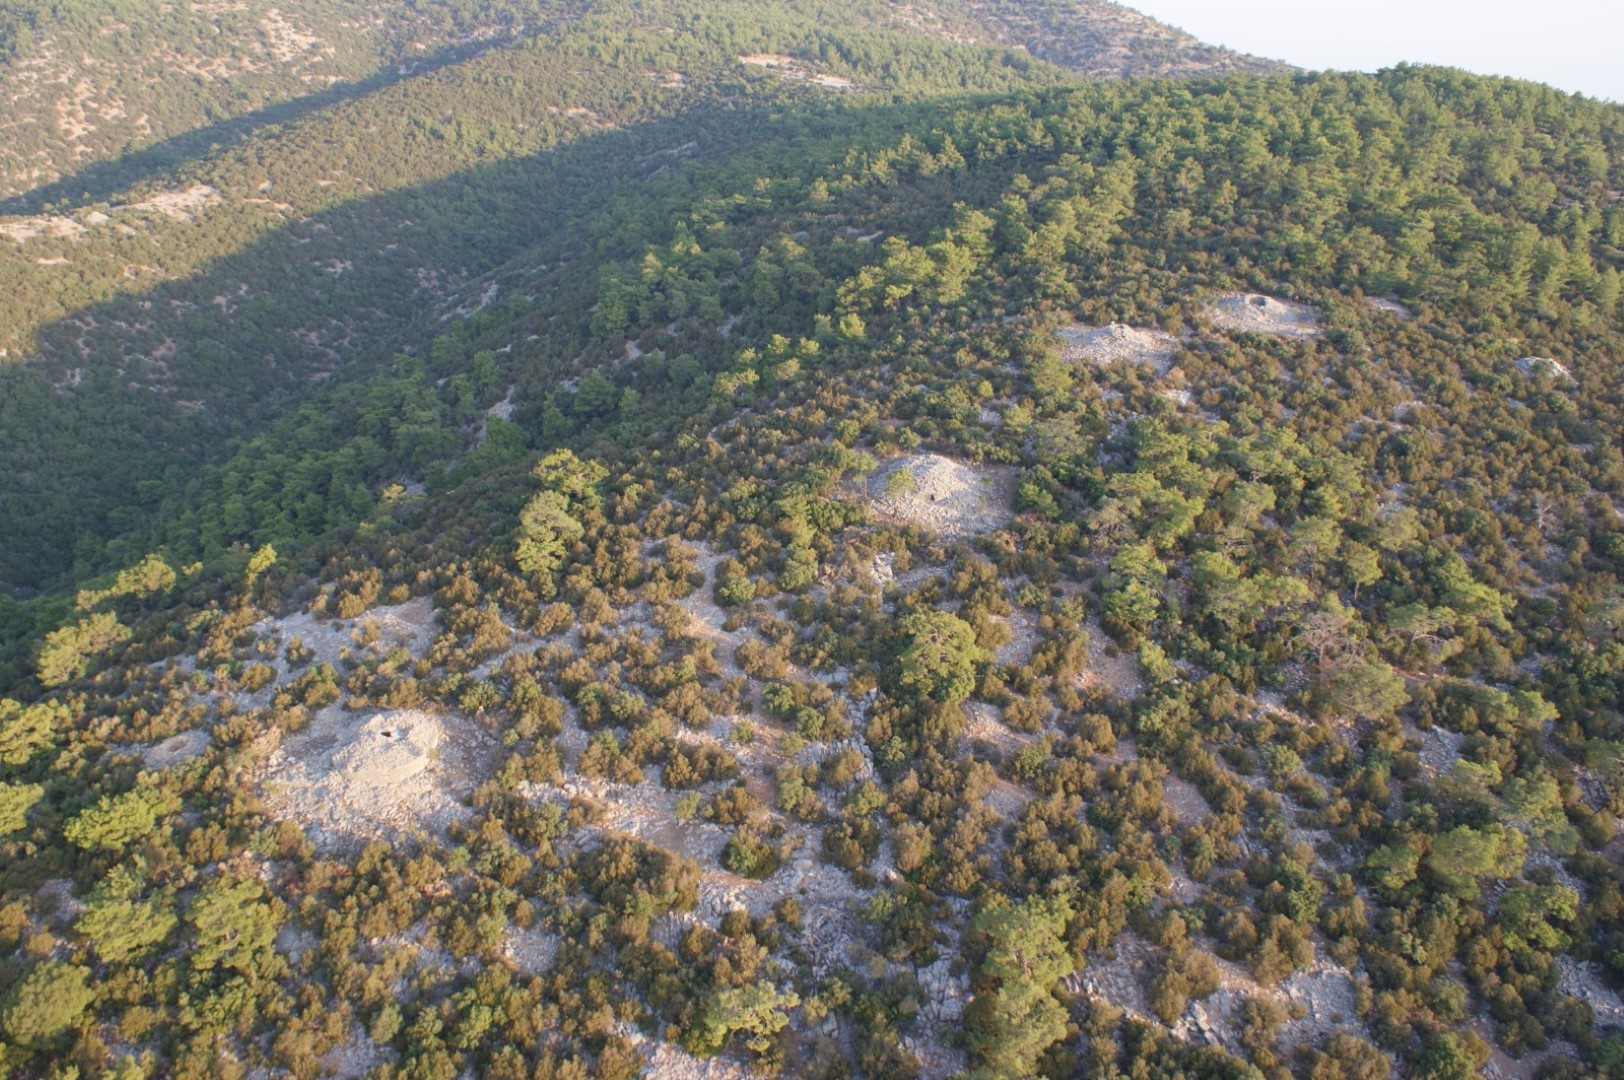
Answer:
1415;724;1465;779
1067;932;1155;1021
1205;292;1323;338
737;54;857;90
1080;619;1144;700
1558;957;1624;1027
1;182;224;245
129;183;221;220
252;595;437;677
0;214;84;242
1516;355;1574;381
1162;772;1210;825
501;925;561;976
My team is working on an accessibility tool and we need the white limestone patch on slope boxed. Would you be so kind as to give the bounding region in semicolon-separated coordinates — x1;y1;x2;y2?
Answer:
128;184;221;220
1516;355;1574;381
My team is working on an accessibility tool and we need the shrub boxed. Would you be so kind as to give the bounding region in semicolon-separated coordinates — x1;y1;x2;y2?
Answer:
1;960;95;1048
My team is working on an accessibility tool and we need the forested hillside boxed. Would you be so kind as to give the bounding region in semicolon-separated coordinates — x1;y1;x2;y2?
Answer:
0;0;1275;602
3;1;1624;1078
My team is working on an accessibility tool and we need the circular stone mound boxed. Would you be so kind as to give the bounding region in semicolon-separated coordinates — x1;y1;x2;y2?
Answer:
1205;292;1322;338
329;713;441;787
261;708;478;849
1056;323;1179;373
1516;355;1574;381
142;729;211;769
867;453;1012;537
1365;296;1413;320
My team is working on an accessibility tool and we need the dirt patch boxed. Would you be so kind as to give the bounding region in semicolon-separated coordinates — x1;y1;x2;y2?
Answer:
994;608;1041;666
1275;962;1363;1046
257;8;324;63
1205;293;1322;339
1416;725;1464;779
253;596;437;675
1162;773;1210;825
316;1025;389;1079
1057;323;1178;374
1178;957;1367;1052
549;775;734;869
275;924;318;964
737;53;800;68
737;53;858;91
619;1024;751;1080
260;708;486;851
963;702;1035;757
867;453;1014;537
1065;932;1154;1021
34;880;85;926
676;543;754;682
0;214;84;242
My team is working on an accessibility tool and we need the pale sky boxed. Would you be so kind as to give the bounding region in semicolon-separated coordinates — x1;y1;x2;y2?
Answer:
1131;0;1624;103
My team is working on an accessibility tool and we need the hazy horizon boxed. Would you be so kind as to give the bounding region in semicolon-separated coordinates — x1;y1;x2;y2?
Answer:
1133;0;1624;103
